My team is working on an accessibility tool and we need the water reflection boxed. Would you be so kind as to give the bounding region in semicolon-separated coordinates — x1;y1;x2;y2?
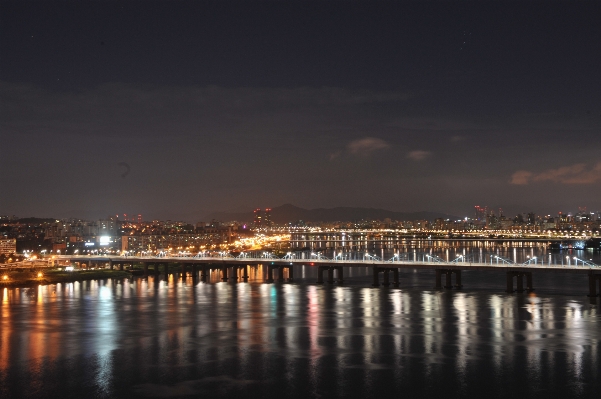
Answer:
0;276;600;398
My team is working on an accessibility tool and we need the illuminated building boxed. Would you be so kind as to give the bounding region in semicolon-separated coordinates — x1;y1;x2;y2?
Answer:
254;208;262;227
0;238;16;255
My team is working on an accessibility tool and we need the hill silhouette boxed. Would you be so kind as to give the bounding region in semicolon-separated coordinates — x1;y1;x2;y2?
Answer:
205;204;457;224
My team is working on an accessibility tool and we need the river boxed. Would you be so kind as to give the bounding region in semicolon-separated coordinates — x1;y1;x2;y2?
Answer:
1;247;600;398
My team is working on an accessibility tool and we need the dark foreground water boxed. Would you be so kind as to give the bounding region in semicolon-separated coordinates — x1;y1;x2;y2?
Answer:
1;269;600;399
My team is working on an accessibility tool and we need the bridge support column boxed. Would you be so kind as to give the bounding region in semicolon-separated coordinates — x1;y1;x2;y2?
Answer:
287;265;293;282
265;265;273;283
444;271;453;289
242;265;249;282
109;261;113;270
119;263;124;271
588;273;598;297
317;266;325;284
327;267;334;284
336;266;343;284
154;263;159;277
230;266;238;282
372;266;380;287
143;262;148;276
181;263;186;278
526;272;534;292
506;272;514;293
382;269;390;287
221;266;229;282
435;269;442;289
455;270;463;289
277;266;284;283
164;263;169;280
200;266;208;283
516;274;524;293
392;269;399;288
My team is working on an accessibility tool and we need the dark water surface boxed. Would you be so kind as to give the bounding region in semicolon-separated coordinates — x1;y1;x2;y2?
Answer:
1;270;600;399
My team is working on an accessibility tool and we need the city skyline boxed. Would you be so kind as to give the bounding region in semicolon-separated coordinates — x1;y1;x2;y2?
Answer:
2;201;601;226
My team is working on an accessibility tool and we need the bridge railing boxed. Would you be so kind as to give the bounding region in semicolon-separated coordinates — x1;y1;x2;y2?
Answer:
56;252;600;268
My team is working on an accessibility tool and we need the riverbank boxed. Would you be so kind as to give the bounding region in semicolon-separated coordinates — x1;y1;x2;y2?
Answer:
0;269;133;287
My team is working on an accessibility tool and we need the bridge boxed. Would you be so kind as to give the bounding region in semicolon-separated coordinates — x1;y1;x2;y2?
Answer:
0;259;52;269
54;250;601;297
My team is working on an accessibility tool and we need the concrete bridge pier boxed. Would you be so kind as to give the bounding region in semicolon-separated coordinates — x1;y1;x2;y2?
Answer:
154;263;159;277
143;262;149;276
372;266;380;287
265;265;274;283
278;266;285;283
392;268;399;288
287;265;294;282
444;271;453;289
230;266;239;282
242;265;249;282
336;266;343;284
221;266;229;282
119;263;124;271
181;263;186;279
382;269;390;287
163;263;169;280
455;270;463;289
109;261;114;270
516;273;524;293
317;266;326;284
200;266;208;283
506;271;534;293
191;264;197;280
588;273;601;297
327;267;334;284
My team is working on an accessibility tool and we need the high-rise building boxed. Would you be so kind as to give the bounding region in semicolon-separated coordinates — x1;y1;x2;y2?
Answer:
264;208;272;227
474;205;487;221
253;208;262;227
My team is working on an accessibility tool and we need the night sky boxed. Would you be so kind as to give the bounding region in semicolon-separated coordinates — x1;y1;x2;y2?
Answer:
1;1;600;221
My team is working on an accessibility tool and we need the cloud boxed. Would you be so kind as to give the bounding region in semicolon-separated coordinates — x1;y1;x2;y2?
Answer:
510;162;601;185
407;150;431;161
346;137;389;155
509;170;533;185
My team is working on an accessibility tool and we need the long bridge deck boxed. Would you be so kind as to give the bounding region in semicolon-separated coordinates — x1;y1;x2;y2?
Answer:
53;253;601;296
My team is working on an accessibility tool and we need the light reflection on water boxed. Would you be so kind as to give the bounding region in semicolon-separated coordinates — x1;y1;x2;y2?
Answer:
0;274;600;399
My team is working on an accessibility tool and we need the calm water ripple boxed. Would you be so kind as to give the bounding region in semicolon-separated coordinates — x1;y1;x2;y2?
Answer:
1;270;600;398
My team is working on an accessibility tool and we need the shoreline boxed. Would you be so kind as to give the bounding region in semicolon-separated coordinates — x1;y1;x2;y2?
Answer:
0;269;134;288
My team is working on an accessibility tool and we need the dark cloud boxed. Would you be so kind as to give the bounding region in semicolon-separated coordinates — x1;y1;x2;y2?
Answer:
511;162;601;185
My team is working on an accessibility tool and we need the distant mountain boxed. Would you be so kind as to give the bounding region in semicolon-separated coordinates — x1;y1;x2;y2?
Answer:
205;204;457;224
